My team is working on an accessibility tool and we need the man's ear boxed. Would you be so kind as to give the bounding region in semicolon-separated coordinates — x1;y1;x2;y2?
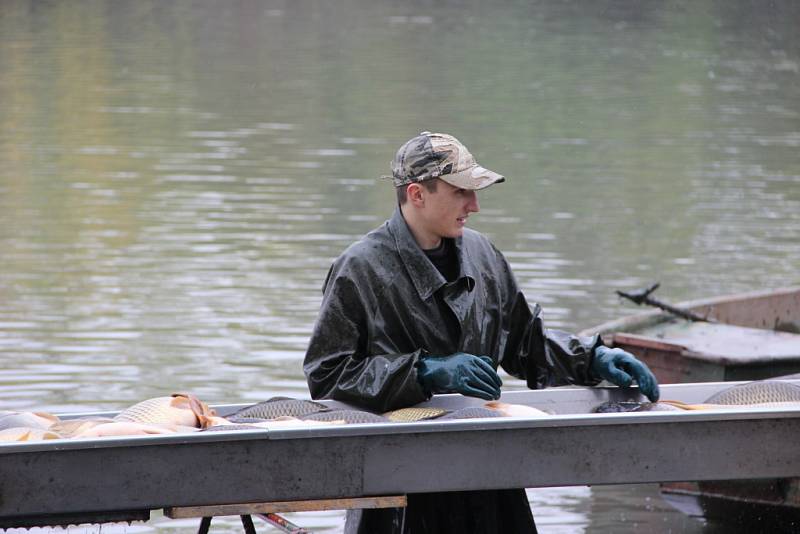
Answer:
407;183;425;206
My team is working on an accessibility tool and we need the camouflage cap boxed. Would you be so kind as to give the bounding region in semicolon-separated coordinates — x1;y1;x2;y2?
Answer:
385;132;505;190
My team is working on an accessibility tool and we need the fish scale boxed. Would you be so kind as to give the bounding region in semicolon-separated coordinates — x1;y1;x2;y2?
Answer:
382;406;449;422
439;406;505;420
114;394;210;427
0;411;59;431
704;380;800;405
230;397;330;419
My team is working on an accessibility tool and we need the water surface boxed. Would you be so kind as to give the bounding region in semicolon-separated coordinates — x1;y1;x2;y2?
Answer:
1;1;798;532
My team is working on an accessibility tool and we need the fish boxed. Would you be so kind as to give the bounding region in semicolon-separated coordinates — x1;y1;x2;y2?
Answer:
200;424;266;432
659;399;800;411
114;393;215;428
0;411;60;431
593;401;684;413
230;397;330;419
0;427;62;442
594;381;800;413
244;417;344;428
651;381;800;411
301;410;390;424
73;422;178;438
382;406;449;422
208;415;344;428
49;418;115;438
439;406;506;420
484;401;550;417
704;380;800;405
226;416;273;425
202;415;241;428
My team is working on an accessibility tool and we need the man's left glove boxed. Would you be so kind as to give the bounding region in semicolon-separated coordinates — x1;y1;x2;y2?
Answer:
591;346;660;402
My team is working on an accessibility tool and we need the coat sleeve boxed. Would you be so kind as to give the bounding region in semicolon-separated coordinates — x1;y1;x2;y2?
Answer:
495;254;603;389
303;260;430;413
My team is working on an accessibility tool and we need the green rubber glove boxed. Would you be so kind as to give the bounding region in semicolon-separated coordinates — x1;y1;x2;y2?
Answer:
592;346;660;402
417;352;503;400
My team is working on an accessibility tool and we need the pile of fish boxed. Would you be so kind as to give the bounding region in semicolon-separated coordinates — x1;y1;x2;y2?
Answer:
0;393;215;442
0;394;550;443
594;380;800;413
4;380;798;443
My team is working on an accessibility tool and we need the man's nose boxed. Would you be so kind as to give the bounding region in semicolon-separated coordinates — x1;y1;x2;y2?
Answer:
467;191;480;213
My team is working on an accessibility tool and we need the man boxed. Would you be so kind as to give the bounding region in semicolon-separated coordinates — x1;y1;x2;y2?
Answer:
303;131;659;534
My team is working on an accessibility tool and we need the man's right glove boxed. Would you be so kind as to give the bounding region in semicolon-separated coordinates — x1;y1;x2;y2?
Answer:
591;346;660;402
416;352;502;400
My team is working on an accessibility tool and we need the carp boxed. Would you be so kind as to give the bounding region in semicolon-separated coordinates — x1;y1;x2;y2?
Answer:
201;424;266;432
595;380;800;413
484;401;551;417
383;406;448;422
230;397;329;419
114;393;215;428
0;427;62;441
74;421;178;438
704;380;800;405
0;411;59;431
439;406;505;420
49;418;115;438
594;401;684;413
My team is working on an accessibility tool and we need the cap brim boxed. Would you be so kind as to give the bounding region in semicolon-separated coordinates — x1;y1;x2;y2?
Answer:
438;164;505;190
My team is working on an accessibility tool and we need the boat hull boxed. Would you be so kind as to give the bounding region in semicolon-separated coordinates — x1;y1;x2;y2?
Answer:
1;382;799;528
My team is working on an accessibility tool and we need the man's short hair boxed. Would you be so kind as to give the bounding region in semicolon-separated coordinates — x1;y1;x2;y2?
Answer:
396;178;439;205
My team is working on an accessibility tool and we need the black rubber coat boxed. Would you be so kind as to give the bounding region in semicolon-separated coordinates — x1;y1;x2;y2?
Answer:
303;207;603;533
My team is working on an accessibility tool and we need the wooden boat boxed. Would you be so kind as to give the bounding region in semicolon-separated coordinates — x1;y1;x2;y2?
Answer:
580;286;800;383
580;286;800;530
1;382;799;530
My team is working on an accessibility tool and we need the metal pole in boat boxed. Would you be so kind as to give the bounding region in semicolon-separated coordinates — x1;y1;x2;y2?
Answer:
617;283;716;323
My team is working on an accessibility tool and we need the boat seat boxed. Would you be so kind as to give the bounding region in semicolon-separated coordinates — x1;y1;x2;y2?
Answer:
624;321;800;364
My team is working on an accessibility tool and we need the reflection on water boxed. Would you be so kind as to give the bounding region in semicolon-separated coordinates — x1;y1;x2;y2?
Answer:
1;0;798;532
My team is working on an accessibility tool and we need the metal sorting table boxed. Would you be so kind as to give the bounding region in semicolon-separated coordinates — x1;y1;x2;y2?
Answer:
1;380;799;528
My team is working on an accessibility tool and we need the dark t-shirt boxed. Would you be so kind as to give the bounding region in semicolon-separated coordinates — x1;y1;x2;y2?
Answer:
423;238;459;282
423;239;463;343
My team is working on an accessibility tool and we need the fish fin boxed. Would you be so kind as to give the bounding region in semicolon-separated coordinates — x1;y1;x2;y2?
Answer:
168;393;216;428
203;416;234;428
657;400;693;409
658;400;718;410
484;401;517;417
485;401;511;412
188;394;217;428
169;394;192;410
33;412;61;424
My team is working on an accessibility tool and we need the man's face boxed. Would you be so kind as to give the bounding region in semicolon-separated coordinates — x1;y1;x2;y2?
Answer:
420;180;480;241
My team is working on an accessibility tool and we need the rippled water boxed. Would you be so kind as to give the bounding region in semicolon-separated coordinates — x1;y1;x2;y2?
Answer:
1;1;798;532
